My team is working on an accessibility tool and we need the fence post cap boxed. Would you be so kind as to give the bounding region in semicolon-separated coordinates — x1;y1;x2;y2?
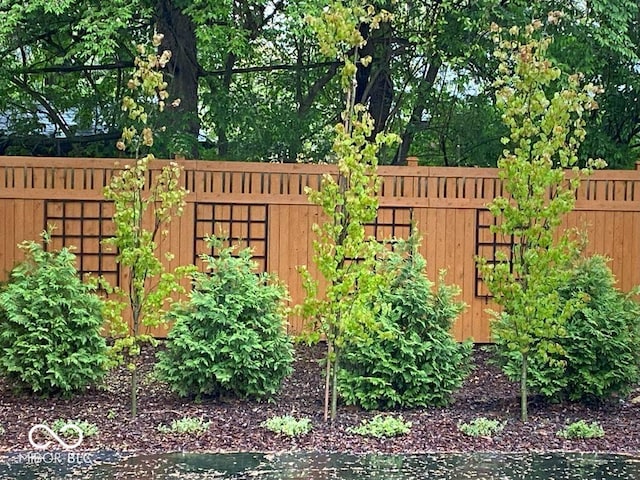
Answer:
406;156;419;167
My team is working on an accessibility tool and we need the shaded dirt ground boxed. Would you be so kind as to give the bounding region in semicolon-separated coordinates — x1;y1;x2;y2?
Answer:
1;343;640;455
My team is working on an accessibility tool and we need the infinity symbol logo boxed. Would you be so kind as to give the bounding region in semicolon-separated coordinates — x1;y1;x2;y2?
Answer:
28;423;84;450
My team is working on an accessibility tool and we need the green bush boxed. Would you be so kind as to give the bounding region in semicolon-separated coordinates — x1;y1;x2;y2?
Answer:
157;417;211;436
459;417;505;438
494;256;640;402
337;236;472;410
0;236;109;395
50;419;99;439
155;240;294;399
558;256;640;401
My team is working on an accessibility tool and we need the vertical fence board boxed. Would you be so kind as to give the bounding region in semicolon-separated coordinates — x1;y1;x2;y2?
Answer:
0;201;6;276
1;157;639;342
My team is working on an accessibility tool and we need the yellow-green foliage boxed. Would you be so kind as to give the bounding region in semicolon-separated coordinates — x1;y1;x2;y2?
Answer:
477;18;604;422
101;36;194;417
299;0;398;422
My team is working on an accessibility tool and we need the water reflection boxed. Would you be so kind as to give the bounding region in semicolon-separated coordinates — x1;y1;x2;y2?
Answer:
1;451;639;479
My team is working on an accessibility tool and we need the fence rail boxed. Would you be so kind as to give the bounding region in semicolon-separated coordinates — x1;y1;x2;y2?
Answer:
1;156;639;342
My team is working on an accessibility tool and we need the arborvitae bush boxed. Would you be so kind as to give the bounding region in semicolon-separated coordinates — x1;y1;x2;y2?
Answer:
559;256;640;401
496;255;640;402
0;236;108;395
338;236;472;410
155;240;294;399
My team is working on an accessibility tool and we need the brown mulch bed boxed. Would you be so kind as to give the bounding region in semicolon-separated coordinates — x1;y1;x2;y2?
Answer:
1;343;639;455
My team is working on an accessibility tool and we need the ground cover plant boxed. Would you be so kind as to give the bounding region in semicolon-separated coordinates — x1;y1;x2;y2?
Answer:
556;420;605;440
155;239;294;400
349;415;412;438
0;233;108;396
262;416;313;437
459;417;506;438
157;417;211;436
50;419;100;439
338;233;472;410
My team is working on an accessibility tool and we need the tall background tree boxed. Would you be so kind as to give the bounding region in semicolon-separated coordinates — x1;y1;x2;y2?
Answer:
0;0;638;167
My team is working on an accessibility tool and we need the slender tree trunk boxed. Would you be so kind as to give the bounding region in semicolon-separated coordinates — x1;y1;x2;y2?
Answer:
330;349;339;421
131;367;138;418
521;352;528;422
324;341;332;422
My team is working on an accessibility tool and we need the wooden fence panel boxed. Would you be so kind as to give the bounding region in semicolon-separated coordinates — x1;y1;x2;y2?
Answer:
1;156;640;343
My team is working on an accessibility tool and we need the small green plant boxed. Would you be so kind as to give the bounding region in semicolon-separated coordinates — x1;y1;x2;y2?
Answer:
556;420;605;440
157;417;211;436
262;415;313;437
349;415;412;438
155;238;293;400
0;232;108;396
459;417;505;438
106;410;117;421
51;419;99;439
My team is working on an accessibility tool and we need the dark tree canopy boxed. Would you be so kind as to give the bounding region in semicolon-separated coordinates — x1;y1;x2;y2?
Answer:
0;0;638;167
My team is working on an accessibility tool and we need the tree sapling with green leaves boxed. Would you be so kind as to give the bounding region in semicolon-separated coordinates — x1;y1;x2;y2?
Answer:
102;34;194;417
299;2;398;422
476;17;605;422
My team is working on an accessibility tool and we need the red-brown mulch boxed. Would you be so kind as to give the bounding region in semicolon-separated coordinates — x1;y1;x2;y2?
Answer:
1;343;639;455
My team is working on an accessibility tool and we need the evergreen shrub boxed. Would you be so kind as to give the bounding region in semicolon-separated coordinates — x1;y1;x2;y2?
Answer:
494;255;640;402
156;240;294;399
0;236;108;395
338;236;472;410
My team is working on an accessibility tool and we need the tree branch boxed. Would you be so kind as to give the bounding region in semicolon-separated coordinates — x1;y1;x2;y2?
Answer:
15;60;341;78
9;76;72;137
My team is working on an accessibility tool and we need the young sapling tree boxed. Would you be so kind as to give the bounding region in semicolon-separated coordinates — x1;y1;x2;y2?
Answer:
477;16;605;422
299;2;398;421
102;34;194;417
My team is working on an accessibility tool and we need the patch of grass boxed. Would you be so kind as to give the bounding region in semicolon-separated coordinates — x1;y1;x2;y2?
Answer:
458;417;505;438
349;415;412;438
556;420;605;440
262;415;312;437
157;417;211;436
51;419;99;438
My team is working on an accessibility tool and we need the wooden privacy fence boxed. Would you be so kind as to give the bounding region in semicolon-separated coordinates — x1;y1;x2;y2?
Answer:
1;156;640;343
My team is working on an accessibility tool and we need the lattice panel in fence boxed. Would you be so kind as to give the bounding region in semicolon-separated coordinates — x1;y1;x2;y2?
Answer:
44;200;119;286
194;203;268;271
474;209;516;298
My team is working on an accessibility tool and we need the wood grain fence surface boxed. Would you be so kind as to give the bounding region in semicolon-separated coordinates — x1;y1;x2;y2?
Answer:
1;156;639;342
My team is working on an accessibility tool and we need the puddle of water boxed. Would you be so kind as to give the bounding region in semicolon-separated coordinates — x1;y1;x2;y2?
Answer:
1;451;639;480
